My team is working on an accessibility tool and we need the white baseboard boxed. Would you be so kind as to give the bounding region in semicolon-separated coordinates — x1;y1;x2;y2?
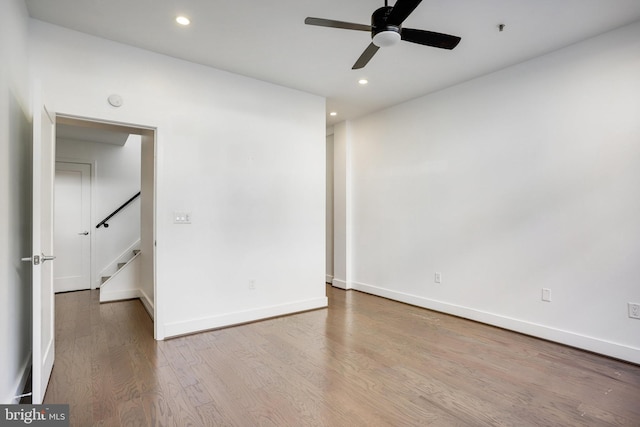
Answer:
331;278;350;289
163;297;328;338
139;289;154;320
5;354;31;404
325;274;333;284
99;288;154;321
99;288;140;303
352;281;640;364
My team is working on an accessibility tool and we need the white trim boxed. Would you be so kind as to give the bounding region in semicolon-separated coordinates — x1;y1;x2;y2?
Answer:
163;297;328;338
352;281;640;364
97;239;140;288
139;288;155;320
325;274;333;284
99;289;140;302
332;278;350;290
99;288;154;320
5;355;32;404
99;251;140;300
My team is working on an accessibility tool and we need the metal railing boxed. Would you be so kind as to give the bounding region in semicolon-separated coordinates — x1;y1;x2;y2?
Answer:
96;191;140;228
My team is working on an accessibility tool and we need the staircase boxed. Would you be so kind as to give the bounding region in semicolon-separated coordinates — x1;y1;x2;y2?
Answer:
99;249;141;303
101;249;140;285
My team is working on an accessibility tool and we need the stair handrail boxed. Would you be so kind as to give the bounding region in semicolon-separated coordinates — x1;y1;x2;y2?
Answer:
96;191;141;229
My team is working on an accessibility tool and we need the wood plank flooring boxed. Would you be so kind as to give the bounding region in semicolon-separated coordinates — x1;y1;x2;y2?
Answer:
45;286;640;426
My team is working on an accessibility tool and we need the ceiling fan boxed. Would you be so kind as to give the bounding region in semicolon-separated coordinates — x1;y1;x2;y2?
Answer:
305;0;461;69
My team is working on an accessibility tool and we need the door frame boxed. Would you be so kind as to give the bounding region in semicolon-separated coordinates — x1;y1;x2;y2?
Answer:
55;114;158;338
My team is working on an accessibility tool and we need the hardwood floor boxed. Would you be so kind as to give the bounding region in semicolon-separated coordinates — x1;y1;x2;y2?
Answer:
45;286;640;426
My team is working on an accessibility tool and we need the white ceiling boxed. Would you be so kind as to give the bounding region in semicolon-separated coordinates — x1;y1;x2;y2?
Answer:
25;0;640;127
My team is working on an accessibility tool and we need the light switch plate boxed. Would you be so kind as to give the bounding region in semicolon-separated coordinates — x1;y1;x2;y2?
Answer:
174;211;191;224
629;303;640;319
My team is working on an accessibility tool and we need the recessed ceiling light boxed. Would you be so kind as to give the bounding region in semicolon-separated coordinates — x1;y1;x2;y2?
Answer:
358;79;368;85
176;16;191;26
329;112;337;116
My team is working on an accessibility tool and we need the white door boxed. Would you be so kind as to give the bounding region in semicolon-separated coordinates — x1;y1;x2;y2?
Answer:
24;95;56;404
54;162;91;293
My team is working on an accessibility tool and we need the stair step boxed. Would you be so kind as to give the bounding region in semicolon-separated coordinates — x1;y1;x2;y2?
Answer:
118;262;126;270
101;276;111;284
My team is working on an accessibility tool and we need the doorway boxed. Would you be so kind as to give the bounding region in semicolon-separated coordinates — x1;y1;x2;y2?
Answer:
54;115;157;332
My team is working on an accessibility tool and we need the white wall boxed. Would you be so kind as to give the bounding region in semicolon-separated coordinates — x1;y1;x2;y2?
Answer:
56;135;141;287
341;21;640;363
30;20;327;339
139;132;155;309
0;0;32;404
332;121;352;290
326;132;334;283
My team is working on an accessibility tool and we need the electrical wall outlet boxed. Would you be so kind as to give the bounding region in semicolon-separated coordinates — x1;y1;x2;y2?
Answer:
541;288;551;302
249;280;256;290
434;272;442;284
629;303;640;319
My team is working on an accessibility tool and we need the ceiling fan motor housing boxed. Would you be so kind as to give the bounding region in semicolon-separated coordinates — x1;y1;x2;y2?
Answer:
371;6;401;47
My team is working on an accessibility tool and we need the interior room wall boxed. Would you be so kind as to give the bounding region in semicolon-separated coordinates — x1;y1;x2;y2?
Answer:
139;132;155;310
342;21;640;363
0;0;32;404
326;131;334;283
56;135;141;288
332;121;352;290
29;19;327;339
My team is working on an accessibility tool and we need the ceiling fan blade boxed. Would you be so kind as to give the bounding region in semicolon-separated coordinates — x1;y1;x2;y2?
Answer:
304;17;371;32
387;0;423;26
401;28;461;49
352;43;380;69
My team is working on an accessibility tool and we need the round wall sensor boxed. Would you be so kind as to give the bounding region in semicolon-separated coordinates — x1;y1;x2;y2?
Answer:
108;94;123;107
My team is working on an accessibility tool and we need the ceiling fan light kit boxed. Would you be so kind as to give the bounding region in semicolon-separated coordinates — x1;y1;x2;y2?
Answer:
305;0;461;69
373;29;401;47
371;6;401;47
